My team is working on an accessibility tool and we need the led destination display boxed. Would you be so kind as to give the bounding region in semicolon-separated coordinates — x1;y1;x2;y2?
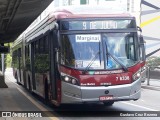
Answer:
61;19;135;30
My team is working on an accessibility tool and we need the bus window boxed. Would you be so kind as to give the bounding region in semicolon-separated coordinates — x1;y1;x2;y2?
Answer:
39;38;44;54
102;33;139;67
44;36;49;53
60;34;103;69
35;40;39;54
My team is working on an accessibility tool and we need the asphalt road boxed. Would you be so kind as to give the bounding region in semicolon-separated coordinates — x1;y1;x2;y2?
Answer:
0;68;159;120
149;69;160;79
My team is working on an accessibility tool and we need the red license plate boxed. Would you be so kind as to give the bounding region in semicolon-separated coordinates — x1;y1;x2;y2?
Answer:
99;96;113;101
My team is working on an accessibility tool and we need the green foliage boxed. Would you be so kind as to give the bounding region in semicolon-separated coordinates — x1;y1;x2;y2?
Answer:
146;56;160;68
34;54;49;73
12;54;18;68
0;54;12;69
5;54;12;68
1;43;13;68
25;56;30;70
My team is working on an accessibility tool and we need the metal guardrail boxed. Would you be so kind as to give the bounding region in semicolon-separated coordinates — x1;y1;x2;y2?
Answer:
146;66;160;85
146;66;150;85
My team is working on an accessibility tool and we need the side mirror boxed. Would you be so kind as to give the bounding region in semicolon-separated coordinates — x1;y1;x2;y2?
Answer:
137;26;142;32
137;26;145;45
139;35;146;61
137;27;146;61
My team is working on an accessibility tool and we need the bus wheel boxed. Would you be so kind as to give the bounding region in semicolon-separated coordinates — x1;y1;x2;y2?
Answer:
103;101;114;106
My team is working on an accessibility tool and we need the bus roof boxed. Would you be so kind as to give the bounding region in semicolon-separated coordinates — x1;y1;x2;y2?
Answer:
49;5;133;20
13;6;135;44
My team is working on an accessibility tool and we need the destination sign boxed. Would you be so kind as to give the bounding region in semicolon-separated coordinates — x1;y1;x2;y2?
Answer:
61;20;135;30
76;34;101;42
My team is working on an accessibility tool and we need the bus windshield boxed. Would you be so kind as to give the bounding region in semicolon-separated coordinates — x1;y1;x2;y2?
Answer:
60;33;139;70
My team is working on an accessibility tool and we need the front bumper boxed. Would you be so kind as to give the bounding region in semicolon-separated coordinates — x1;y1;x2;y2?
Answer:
61;79;141;104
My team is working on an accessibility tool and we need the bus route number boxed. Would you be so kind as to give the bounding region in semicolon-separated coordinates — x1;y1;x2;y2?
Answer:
82;21;117;30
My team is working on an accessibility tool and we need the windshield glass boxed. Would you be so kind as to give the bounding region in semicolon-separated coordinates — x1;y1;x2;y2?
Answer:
60;33;139;70
60;34;103;69
103;33;139;67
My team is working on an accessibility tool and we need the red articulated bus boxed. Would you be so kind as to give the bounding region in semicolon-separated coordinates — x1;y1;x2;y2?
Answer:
12;6;145;106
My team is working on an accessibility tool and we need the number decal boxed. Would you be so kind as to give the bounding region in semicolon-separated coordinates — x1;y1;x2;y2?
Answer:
116;76;130;81
83;22;87;30
116;77;119;81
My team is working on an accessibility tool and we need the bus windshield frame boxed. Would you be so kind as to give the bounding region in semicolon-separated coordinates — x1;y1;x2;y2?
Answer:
59;18;140;70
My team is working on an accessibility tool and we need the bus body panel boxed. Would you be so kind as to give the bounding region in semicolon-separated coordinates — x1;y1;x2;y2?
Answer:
60;63;142;104
61;78;141;104
79;73;132;86
60;63;141;86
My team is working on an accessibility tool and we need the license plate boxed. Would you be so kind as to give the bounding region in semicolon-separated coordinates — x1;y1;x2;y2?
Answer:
99;96;113;101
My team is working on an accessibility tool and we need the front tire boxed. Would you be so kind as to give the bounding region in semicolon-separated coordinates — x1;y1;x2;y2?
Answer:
103;101;114;106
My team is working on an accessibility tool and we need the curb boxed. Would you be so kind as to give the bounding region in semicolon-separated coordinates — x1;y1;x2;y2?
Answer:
141;79;160;91
141;85;160;91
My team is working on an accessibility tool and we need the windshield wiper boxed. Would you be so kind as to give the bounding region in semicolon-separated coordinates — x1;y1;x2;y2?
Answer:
105;42;128;72
82;51;101;74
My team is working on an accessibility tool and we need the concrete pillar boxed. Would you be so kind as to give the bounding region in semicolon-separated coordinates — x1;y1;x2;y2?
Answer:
0;54;7;88
1;54;4;75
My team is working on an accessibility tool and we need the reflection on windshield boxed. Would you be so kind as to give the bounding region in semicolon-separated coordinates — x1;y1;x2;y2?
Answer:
61;34;103;69
60;33;139;70
103;33;139;67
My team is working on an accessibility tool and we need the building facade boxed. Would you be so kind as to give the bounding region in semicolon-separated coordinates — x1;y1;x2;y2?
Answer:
55;0;128;11
27;0;141;32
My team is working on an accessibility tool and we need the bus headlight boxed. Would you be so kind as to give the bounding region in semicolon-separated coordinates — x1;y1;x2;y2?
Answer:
141;66;146;72
71;79;77;85
133;70;141;81
64;76;70;82
61;73;79;85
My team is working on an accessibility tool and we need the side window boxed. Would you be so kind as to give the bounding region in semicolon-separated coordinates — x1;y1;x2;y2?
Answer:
25;45;30;70
34;36;49;73
128;37;136;60
39;38;44;54
44;36;49;53
18;48;23;68
25;45;29;57
35;40;39;54
12;50;18;68
18;48;21;57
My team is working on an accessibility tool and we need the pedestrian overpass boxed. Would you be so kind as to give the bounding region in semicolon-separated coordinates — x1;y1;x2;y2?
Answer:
0;0;52;45
0;0;53;85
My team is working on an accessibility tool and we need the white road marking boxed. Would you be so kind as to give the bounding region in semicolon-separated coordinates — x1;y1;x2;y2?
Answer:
122;102;159;111
138;99;145;102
